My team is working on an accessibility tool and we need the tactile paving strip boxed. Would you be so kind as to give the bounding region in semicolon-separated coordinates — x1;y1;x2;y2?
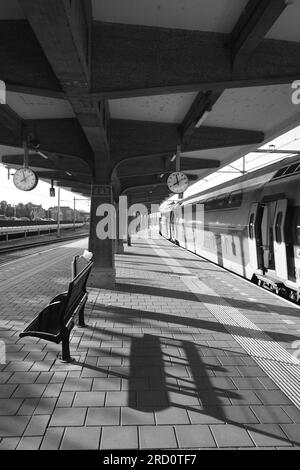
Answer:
149;239;300;410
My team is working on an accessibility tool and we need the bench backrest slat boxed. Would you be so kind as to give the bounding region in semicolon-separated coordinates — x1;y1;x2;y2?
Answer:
61;261;93;325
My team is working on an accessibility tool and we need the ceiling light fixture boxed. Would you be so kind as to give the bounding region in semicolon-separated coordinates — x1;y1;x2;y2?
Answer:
195;106;212;129
37;151;49;160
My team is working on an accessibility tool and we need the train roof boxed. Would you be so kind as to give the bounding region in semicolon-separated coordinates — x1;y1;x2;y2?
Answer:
179;153;300;206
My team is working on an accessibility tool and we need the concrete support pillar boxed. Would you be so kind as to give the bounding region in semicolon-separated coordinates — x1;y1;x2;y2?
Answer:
116;238;125;254
115;202;125;254
126;194;132;247
88;181;116;288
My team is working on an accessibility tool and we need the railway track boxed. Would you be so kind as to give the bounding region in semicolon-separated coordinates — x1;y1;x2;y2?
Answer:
0;231;88;265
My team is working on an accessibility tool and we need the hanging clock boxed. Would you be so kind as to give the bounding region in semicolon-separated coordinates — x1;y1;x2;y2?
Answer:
167;172;189;194
13;167;39;191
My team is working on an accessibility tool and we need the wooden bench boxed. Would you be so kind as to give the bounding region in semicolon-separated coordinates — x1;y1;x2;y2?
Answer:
19;260;93;362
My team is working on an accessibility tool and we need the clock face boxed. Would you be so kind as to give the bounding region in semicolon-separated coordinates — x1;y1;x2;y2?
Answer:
13;168;39;191
167;172;189;194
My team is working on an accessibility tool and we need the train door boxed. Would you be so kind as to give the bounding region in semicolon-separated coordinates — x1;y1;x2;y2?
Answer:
293;209;300;285
260;201;277;274
285;207;296;282
272;199;288;280
248;203;263;273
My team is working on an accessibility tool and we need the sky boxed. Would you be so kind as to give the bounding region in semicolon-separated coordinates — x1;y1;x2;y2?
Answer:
0;165;90;212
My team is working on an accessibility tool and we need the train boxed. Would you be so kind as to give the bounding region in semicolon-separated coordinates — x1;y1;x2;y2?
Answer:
0;221;86;241
160;154;300;303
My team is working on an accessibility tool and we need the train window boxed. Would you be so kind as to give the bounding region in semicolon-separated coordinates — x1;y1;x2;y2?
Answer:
273;162;300;179
205;198;213;211
284;163;299;175
275;212;283;243
215;196;225;209
273;166;288;178
227;191;243;208
249;213;255;239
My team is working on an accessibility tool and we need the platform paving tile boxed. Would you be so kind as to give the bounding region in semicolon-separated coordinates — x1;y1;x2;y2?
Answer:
121;407;155;425
230;390;263;406
210;424;254;448
175;424;216;448
16;436;43;450
16;398;40;415
136;391;169;408
60;426;101;450
61;377;92;392
56;391;75;407
23;415;50;436
49;407;87;427
281;406;300;423
105;391;131;407
8;372;40;384
258;377;280;390
247;424;293;447
0;372;12;383
42;382;63;398
187;407;225;425
250;406;294;424
86;407;120;426
92;378;121;391
231;377;267;390
155;407;190;425
0;384;18;398
12;383;47;398
34;397;57;415
100;426;138;450
0;398;22;415
139;425;178;449
280;424;300;445
0;438;20;450
4;362;34;372
35;372;54;384
0;416;31;437
73;391;106;407
254;390;295;406
219;405;259;424
40;427;65;450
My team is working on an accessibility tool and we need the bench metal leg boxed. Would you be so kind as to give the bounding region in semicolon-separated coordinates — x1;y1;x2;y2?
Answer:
78;305;86;328
60;329;74;363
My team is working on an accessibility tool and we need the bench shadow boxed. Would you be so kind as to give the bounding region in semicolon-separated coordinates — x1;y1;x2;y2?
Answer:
113;282;300;319
89;304;299;344
73;329;300;447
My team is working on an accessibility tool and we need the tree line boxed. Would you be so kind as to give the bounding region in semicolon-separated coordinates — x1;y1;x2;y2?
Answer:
0;201;47;219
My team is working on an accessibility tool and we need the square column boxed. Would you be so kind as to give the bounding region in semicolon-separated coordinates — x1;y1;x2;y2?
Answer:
88;184;116;288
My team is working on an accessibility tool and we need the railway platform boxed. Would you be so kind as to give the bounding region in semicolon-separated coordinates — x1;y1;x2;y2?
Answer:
0;236;300;450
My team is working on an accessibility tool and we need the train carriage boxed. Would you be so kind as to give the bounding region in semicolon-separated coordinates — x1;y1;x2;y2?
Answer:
160;155;300;303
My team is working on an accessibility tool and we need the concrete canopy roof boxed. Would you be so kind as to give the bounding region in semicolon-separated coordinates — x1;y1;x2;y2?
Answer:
1;0;300;205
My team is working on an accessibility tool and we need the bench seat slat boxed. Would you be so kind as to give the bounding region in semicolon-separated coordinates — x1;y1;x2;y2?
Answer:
19;261;93;360
20;295;87;343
